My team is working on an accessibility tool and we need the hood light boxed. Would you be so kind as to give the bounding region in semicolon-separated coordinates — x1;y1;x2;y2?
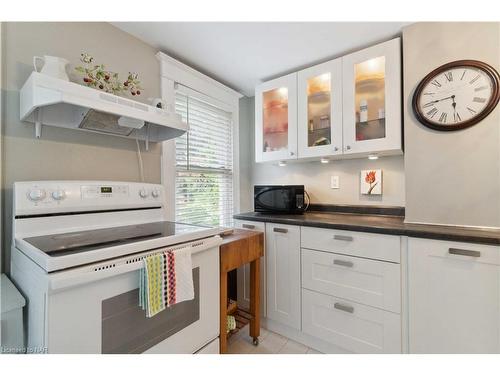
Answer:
278;161;287;167
320;158;330;164
368;154;379;160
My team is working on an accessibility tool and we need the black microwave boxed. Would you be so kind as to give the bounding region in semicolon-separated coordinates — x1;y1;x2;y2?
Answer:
254;185;307;214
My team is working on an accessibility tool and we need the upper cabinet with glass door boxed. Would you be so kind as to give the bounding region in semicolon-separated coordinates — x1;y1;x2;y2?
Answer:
297;58;343;159
342;38;402;156
255;73;298;163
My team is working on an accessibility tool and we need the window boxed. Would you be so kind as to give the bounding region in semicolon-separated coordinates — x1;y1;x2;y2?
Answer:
174;91;234;227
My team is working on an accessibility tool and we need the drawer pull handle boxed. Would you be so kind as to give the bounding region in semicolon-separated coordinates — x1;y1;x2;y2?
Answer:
273;227;288;233
242;224;255;229
334;302;354;314
333;259;354;268
449;248;481;258
333;235;353;242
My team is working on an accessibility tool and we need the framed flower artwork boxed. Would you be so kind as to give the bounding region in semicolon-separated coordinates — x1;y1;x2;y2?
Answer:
361;169;382;195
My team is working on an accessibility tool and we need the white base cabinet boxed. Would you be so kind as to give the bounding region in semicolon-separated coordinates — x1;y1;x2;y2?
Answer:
300;226;402;353
408;238;500;353
266;223;301;330
234;220;266;317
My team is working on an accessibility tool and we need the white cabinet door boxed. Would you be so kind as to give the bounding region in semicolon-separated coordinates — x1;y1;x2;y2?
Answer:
266;223;301;330
297;58;343;159
408;238;500;353
255;73;298;163
342;38;402;157
234;220;266;317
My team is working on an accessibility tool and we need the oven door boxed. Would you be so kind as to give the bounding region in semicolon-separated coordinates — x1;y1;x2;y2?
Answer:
45;237;221;354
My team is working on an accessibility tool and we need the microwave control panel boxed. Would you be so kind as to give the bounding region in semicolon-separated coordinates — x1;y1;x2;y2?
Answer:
296;194;304;209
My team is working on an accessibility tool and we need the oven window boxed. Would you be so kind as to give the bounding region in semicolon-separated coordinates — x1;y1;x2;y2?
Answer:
101;268;200;354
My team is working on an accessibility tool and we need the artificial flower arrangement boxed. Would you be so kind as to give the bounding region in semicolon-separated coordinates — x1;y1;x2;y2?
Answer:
75;53;142;96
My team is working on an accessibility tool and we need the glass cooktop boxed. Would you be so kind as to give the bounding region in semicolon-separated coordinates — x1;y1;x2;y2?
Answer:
24;221;212;257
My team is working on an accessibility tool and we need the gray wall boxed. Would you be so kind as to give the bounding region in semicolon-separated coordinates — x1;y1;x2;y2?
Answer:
403;23;500;227
1;22;163;272
238;97;254;213
243;96;405;210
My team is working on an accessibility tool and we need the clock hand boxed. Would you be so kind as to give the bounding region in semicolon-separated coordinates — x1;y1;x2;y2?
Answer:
425;95;455;105
435;95;454;103
451;95;459;121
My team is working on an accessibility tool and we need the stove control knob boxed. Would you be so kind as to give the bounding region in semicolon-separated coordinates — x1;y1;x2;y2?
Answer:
139;188;149;198
52;190;66;201
28;188;46;202
151;189;160;198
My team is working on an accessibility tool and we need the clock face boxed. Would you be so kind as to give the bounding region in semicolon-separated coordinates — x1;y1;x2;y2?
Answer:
413;60;500;131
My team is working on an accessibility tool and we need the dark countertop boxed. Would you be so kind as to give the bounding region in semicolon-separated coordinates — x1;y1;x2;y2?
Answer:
233;211;500;246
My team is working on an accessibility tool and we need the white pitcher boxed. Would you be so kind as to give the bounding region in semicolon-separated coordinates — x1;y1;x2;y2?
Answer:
33;55;70;81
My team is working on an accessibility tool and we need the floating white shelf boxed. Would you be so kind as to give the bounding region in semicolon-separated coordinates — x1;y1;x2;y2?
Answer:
20;72;187;143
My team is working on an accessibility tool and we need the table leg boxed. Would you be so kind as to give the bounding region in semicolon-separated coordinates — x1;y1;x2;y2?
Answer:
220;270;228;354
249;258;260;344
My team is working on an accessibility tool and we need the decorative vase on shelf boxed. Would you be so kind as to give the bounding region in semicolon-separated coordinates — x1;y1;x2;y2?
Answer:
33;56;70;81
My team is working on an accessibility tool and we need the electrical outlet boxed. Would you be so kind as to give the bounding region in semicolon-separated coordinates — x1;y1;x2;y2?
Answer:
331;175;340;189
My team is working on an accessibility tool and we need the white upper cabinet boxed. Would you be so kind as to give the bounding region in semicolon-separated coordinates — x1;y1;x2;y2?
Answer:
297;58;343;159
342;38;402;156
255;38;402;163
255;73;298;163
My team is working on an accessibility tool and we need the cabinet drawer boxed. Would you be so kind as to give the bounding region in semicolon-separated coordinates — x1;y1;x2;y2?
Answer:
409;237;500;266
302;289;401;354
302;249;400;313
301;227;400;263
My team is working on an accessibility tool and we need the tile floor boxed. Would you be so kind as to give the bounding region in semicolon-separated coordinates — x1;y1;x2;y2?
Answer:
227;325;322;354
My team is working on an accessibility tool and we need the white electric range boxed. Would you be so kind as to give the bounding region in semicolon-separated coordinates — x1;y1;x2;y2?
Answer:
10;181;222;354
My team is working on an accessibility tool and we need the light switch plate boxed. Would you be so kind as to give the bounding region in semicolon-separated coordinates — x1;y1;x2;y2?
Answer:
331;175;340;189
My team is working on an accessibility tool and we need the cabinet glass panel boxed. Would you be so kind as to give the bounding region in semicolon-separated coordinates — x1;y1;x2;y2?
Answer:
263;88;288;153
307;73;331;147
354;56;386;141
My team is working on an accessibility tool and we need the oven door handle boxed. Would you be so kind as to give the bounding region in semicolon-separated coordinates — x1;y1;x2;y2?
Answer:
48;235;223;291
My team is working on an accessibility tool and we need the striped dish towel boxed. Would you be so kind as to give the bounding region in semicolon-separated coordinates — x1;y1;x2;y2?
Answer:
139;247;194;318
139;253;165;318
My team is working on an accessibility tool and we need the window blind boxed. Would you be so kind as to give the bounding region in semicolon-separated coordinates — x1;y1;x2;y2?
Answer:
174;91;234;227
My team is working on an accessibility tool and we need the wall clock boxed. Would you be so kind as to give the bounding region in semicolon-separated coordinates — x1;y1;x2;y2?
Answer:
412;60;500;131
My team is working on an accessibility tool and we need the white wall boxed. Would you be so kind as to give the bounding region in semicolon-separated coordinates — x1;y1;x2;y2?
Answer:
239;96;406;211
403;22;500;228
1;22;164;272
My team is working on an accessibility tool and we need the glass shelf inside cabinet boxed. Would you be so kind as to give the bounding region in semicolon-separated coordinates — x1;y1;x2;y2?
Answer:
307;73;331;147
263;87;288;153
354;56;386;142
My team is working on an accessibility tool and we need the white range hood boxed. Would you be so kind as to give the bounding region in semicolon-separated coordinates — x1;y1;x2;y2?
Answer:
20;72;187;143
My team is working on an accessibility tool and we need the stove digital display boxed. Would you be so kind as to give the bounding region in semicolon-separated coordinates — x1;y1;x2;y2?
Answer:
100;187;112;194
